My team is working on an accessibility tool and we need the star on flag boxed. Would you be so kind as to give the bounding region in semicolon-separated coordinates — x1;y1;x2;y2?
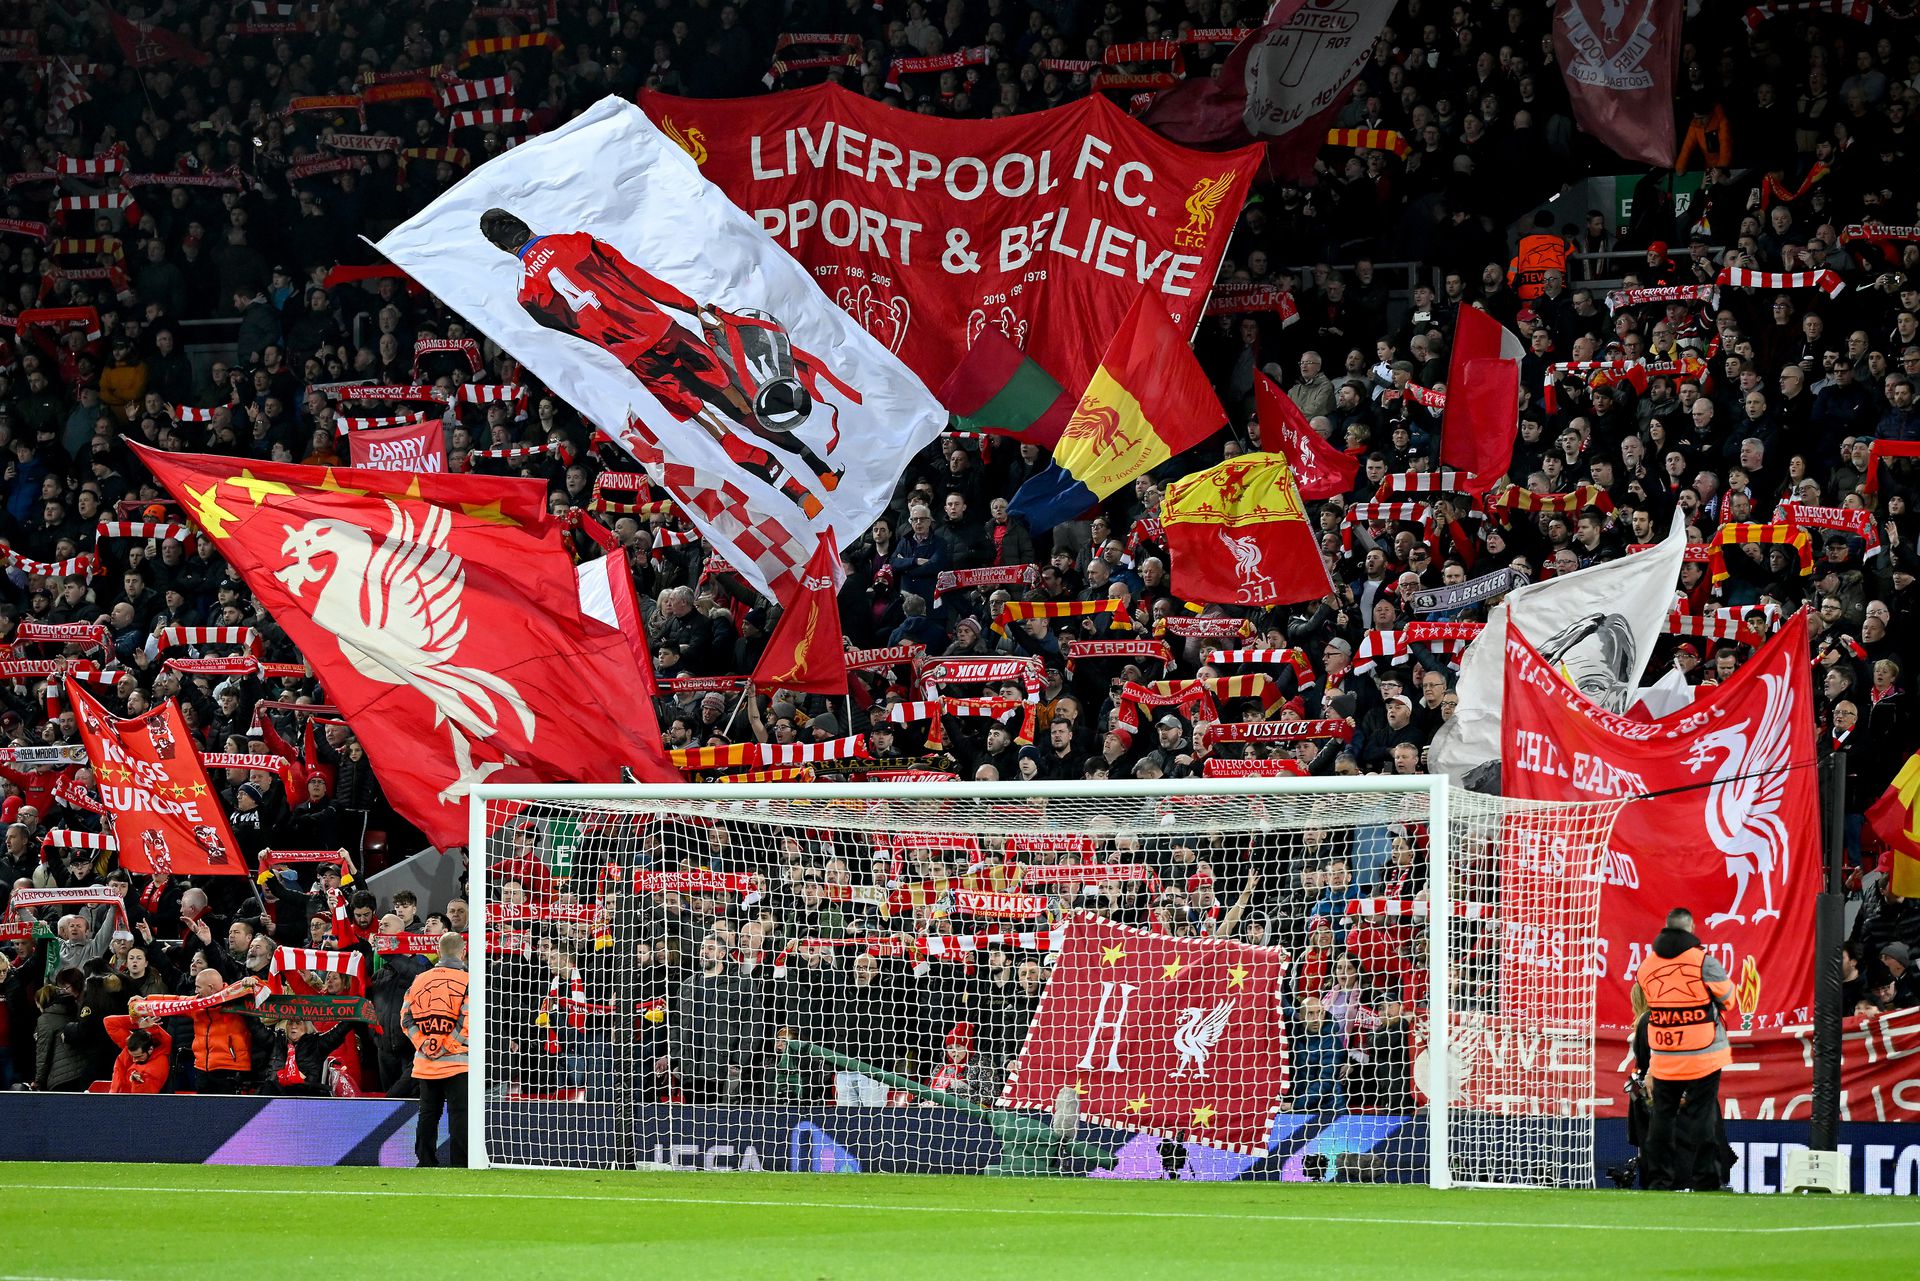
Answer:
1191;1104;1215;1127
1126;1095;1150;1114
1163;956;1184;979
1101;944;1126;965
1227;965;1249;989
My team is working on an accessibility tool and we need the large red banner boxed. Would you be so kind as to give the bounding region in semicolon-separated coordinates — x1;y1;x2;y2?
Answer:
1596;1011;1920;1122
1501;610;1820;1031
348;420;447;473
1552;0;1682;167
639;84;1263;395
1428;1007;1920;1121
998;911;1289;1153
68;678;246;877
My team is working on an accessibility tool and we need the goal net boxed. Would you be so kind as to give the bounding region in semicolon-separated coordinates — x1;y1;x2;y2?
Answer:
467;778;1622;1186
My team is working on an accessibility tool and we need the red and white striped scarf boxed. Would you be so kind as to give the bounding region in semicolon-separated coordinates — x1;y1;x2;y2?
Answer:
170;402;228;423
95;521;189;542
1345;897;1490;920
54;145;126;177
438;75;511;108
155;625;262;656
262;946;365;1003
51;192;132;214
458;382;525;404
2;547;97;578
1353;622;1481;674
447;107;531;131
335;413;429;433
669;737;871;771
1339;501;1433;551
920;926;1064;958
1716;265;1846;298
1373;469;1487;500
470;442;564;462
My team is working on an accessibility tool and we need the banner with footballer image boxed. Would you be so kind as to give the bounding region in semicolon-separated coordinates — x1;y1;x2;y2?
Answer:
377;96;947;598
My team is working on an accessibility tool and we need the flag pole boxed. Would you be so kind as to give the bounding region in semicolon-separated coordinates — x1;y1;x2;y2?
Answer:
1809;748;1846;1153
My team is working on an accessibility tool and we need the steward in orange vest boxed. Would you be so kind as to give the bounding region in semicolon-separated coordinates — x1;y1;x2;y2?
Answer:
1633;908;1735;1191
1508;212;1569;302
403;934;470;1167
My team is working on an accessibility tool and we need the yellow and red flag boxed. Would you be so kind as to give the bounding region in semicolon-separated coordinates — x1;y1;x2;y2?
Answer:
1162;451;1331;606
1008;289;1226;532
1866;751;1920;898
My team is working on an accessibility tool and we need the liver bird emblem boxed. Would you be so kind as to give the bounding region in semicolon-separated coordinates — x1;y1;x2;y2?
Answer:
275;500;534;803
1685;671;1795;926
1219;527;1275;602
1171;998;1235;1078
1179;173;1237;244
660;116;708;165
1061;403;1138;459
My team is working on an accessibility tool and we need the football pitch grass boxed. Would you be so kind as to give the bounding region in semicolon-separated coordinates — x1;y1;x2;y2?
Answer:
4;1161;1917;1279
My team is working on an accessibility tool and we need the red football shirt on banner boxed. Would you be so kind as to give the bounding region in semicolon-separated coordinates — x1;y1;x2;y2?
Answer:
1500;610;1818;1031
997;912;1289;1154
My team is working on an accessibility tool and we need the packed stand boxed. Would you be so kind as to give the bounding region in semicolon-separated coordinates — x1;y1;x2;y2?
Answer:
0;0;1916;1099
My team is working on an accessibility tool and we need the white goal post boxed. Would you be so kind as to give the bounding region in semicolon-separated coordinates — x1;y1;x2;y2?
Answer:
466;777;1622;1186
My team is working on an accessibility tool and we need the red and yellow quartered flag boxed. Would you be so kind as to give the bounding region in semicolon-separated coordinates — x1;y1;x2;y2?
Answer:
1162;451;1331;607
1866;751;1920;898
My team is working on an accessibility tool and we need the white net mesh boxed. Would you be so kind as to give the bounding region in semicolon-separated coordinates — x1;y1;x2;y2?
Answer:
470;781;1622;1185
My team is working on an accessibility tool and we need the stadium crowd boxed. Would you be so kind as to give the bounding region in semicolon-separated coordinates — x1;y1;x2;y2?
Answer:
1;0;1918;1108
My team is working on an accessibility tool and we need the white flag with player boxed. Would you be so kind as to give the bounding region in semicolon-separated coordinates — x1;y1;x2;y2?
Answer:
375;96;945;597
1429;507;1688;788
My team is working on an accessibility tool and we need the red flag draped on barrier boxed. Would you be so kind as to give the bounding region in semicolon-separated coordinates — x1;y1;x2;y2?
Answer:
1500;609;1819;1031
133;445;678;847
1552;0;1682;167
997;912;1290;1153
68;679;246;877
